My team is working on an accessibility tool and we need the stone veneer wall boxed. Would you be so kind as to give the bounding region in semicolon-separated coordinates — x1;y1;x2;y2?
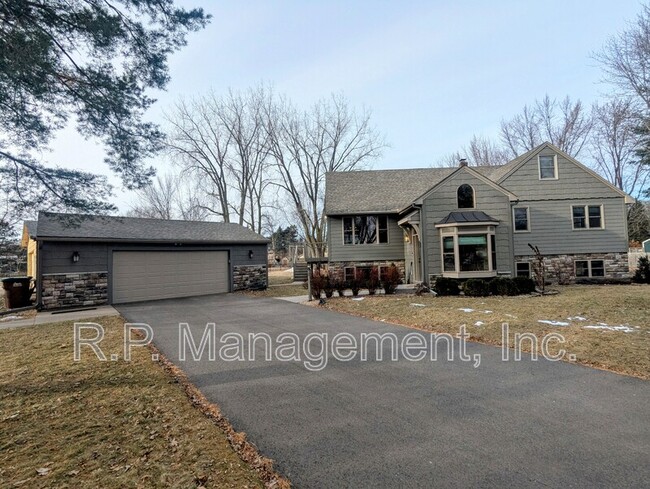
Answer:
514;252;630;283
233;264;267;291
41;272;108;310
326;260;406;281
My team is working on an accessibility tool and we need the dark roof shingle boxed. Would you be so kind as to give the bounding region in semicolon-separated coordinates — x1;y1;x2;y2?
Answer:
436;211;499;225
35;212;268;243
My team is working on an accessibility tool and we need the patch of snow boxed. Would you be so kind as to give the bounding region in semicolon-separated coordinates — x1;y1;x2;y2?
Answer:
474;321;485;326
505;314;517;318
352;297;365;301
0;315;23;322
538;320;570;327
584;324;637;333
483;310;493;314
410;303;426;307
567;316;587;321
458;308;475;312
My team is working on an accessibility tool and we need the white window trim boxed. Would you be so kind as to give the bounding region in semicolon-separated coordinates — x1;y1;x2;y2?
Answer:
538;154;558;180
439;226;497;278
457;184;476;209
574;259;606;278
515;261;531;277
571;204;605;230
513;206;531;233
342;215;390;246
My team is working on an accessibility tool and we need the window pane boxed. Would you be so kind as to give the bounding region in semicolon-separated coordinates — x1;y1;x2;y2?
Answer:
343;218;353;244
457;184;474;209
539;156;556;179
491;234;497;270
516;262;530;277
378;215;388;243
591;260;605;277
459;234;488;271
354;216;377;244
514;207;528;231
575;260;589;277
588;206;602;228
443;237;455;272
573;206;586;229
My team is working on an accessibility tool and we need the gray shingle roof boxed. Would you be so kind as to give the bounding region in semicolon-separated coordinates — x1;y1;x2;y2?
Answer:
324;165;506;215
436;211;498;225
35;212;269;243
24;220;37;238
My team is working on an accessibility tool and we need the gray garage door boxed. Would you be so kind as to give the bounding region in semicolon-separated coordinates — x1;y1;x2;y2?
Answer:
112;251;229;303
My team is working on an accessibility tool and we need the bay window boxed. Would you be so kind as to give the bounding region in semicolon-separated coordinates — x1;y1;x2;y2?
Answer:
439;226;497;277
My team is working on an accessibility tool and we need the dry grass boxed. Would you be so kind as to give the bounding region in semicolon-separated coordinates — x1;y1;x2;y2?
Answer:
268;269;295;286
245;284;306;298
0;316;267;488
324;285;650;379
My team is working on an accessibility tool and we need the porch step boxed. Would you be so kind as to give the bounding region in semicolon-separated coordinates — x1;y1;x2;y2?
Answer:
293;261;309;282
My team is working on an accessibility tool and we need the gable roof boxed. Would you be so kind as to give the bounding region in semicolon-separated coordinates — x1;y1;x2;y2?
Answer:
410;165;518;209
324;165;506;215
20;220;37;248
34;212;269;244
494;142;635;203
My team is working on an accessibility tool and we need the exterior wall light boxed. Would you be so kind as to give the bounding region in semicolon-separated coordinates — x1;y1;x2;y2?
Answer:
248;250;254;259
72;251;80;263
404;234;411;243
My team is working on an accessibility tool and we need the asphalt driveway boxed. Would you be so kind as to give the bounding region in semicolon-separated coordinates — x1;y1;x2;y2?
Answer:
117;294;649;488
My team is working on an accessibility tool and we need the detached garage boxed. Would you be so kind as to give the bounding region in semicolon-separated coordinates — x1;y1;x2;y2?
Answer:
22;212;269;309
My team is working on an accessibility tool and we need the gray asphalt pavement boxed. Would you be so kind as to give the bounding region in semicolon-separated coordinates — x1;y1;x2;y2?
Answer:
116;294;650;488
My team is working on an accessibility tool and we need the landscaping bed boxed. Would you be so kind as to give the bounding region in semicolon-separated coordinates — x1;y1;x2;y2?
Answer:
0;316;267;488
323;285;650;379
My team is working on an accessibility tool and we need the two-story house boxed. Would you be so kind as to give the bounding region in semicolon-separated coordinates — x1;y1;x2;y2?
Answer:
323;142;633;284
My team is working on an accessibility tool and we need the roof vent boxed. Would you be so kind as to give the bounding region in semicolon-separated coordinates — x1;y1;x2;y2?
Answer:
459;158;468;167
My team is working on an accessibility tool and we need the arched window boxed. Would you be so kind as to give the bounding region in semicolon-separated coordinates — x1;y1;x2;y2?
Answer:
457;184;475;209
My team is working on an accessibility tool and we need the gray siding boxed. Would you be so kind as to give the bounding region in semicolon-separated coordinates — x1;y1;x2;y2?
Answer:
501;148;628;255
40;242;109;274
328;215;405;262
500;148;622;200
421;171;514;277
512;198;628;255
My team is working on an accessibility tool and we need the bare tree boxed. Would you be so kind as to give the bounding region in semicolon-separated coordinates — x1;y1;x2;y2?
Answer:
164;87;275;232
266;94;385;256
465;135;511;166
500;95;592;157
164;95;233;222
590;99;648;195
128;173;178;220
595;5;650;113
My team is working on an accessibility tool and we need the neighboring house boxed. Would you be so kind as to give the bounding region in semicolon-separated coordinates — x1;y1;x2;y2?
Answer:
21;212;269;310
324;142;634;284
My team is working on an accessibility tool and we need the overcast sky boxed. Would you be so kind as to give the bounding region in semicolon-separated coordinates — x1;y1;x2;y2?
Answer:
47;0;643;212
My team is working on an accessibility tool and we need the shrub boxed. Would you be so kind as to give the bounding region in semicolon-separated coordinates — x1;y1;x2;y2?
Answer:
462;278;490;297
633;256;650;284
304;271;326;298
433;276;460;296
512;276;536;294
333;270;347;297
349;269;364;296
323;272;335;298
366;266;380;295
489;276;519;296
382;264;401;295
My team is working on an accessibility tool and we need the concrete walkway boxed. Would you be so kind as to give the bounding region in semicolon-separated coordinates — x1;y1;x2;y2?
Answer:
0;305;120;330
